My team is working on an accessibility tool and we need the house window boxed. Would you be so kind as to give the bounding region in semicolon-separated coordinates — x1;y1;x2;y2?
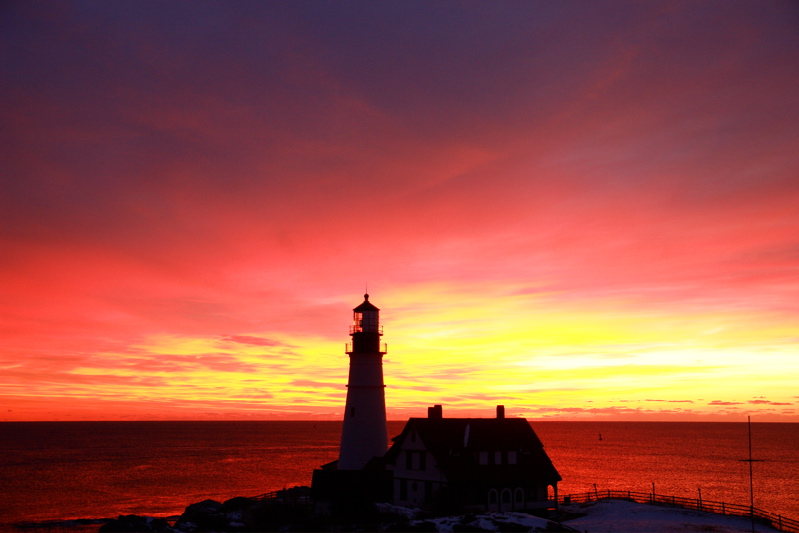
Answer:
508;451;517;464
495;451;503;464
479;451;488;465
400;479;408;501
489;489;498;504
405;450;426;470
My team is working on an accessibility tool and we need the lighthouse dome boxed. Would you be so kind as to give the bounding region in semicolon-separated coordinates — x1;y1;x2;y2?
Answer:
353;293;379;312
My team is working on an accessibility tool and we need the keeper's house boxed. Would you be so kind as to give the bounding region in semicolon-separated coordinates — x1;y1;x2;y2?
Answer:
383;405;561;512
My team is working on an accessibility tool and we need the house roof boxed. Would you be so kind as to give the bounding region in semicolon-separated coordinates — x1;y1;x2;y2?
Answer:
385;416;561;484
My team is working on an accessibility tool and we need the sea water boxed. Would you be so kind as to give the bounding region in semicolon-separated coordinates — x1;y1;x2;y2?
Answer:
1;421;797;528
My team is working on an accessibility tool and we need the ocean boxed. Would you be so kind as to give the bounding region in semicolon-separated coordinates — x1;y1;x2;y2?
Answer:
1;421;797;529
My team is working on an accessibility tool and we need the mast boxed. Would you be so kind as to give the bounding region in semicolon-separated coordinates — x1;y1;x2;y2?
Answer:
738;415;764;532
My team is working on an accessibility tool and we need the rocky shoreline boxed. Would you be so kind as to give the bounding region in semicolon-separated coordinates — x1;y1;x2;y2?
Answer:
11;491;781;533
93;486;575;532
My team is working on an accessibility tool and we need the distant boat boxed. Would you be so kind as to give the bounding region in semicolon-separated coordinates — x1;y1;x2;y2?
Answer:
599;433;603;441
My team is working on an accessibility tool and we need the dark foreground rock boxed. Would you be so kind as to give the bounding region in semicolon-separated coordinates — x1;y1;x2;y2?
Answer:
168;487;317;531
96;487;575;532
99;514;172;532
172;499;230;532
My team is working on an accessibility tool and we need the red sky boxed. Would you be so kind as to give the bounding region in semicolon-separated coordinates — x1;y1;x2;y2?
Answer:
2;1;798;421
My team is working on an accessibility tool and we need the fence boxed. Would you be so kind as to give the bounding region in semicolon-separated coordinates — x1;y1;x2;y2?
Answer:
559;489;799;533
253;486;312;503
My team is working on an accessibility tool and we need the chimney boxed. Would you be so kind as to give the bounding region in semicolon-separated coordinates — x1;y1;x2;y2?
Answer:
496;405;505;419
428;404;443;419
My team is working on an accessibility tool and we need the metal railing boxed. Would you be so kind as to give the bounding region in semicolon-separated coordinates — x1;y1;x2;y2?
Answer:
559;489;799;533
349;325;384;334
345;342;387;353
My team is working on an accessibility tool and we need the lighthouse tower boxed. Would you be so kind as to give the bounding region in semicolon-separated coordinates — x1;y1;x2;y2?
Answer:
338;293;388;470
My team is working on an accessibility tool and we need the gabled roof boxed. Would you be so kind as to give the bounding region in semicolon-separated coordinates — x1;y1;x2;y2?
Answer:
385;417;561;484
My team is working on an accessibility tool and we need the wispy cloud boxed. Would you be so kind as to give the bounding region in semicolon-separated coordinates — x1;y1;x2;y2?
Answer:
1;2;798;420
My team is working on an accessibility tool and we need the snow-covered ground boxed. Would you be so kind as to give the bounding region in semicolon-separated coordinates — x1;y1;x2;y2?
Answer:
384;499;783;532
561;499;780;532
410;511;562;532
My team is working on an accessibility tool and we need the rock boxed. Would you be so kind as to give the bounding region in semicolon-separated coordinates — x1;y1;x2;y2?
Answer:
99;514;172;532
222;496;255;512
173;500;227;532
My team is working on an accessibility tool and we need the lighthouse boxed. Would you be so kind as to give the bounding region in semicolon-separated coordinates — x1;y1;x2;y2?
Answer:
337;293;388;470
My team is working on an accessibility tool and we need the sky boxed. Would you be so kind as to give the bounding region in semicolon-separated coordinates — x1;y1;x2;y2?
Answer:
2;1;798;422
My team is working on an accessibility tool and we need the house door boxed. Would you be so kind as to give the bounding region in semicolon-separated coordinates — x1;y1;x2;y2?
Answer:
513;488;525;511
488;489;499;512
500;488;512;512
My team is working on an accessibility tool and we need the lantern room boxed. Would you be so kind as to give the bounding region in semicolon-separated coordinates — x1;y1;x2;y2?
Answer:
350;294;382;334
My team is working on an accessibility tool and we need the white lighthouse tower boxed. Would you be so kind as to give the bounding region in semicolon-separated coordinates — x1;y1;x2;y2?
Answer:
337;293;388;470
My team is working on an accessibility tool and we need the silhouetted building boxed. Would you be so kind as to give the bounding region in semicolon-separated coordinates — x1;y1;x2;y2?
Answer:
338;293;388;470
312;296;561;515
312;294;391;513
384;404;561;512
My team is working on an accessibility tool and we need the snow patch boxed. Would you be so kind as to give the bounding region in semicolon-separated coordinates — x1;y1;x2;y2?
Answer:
411;511;565;532
561;499;780;532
